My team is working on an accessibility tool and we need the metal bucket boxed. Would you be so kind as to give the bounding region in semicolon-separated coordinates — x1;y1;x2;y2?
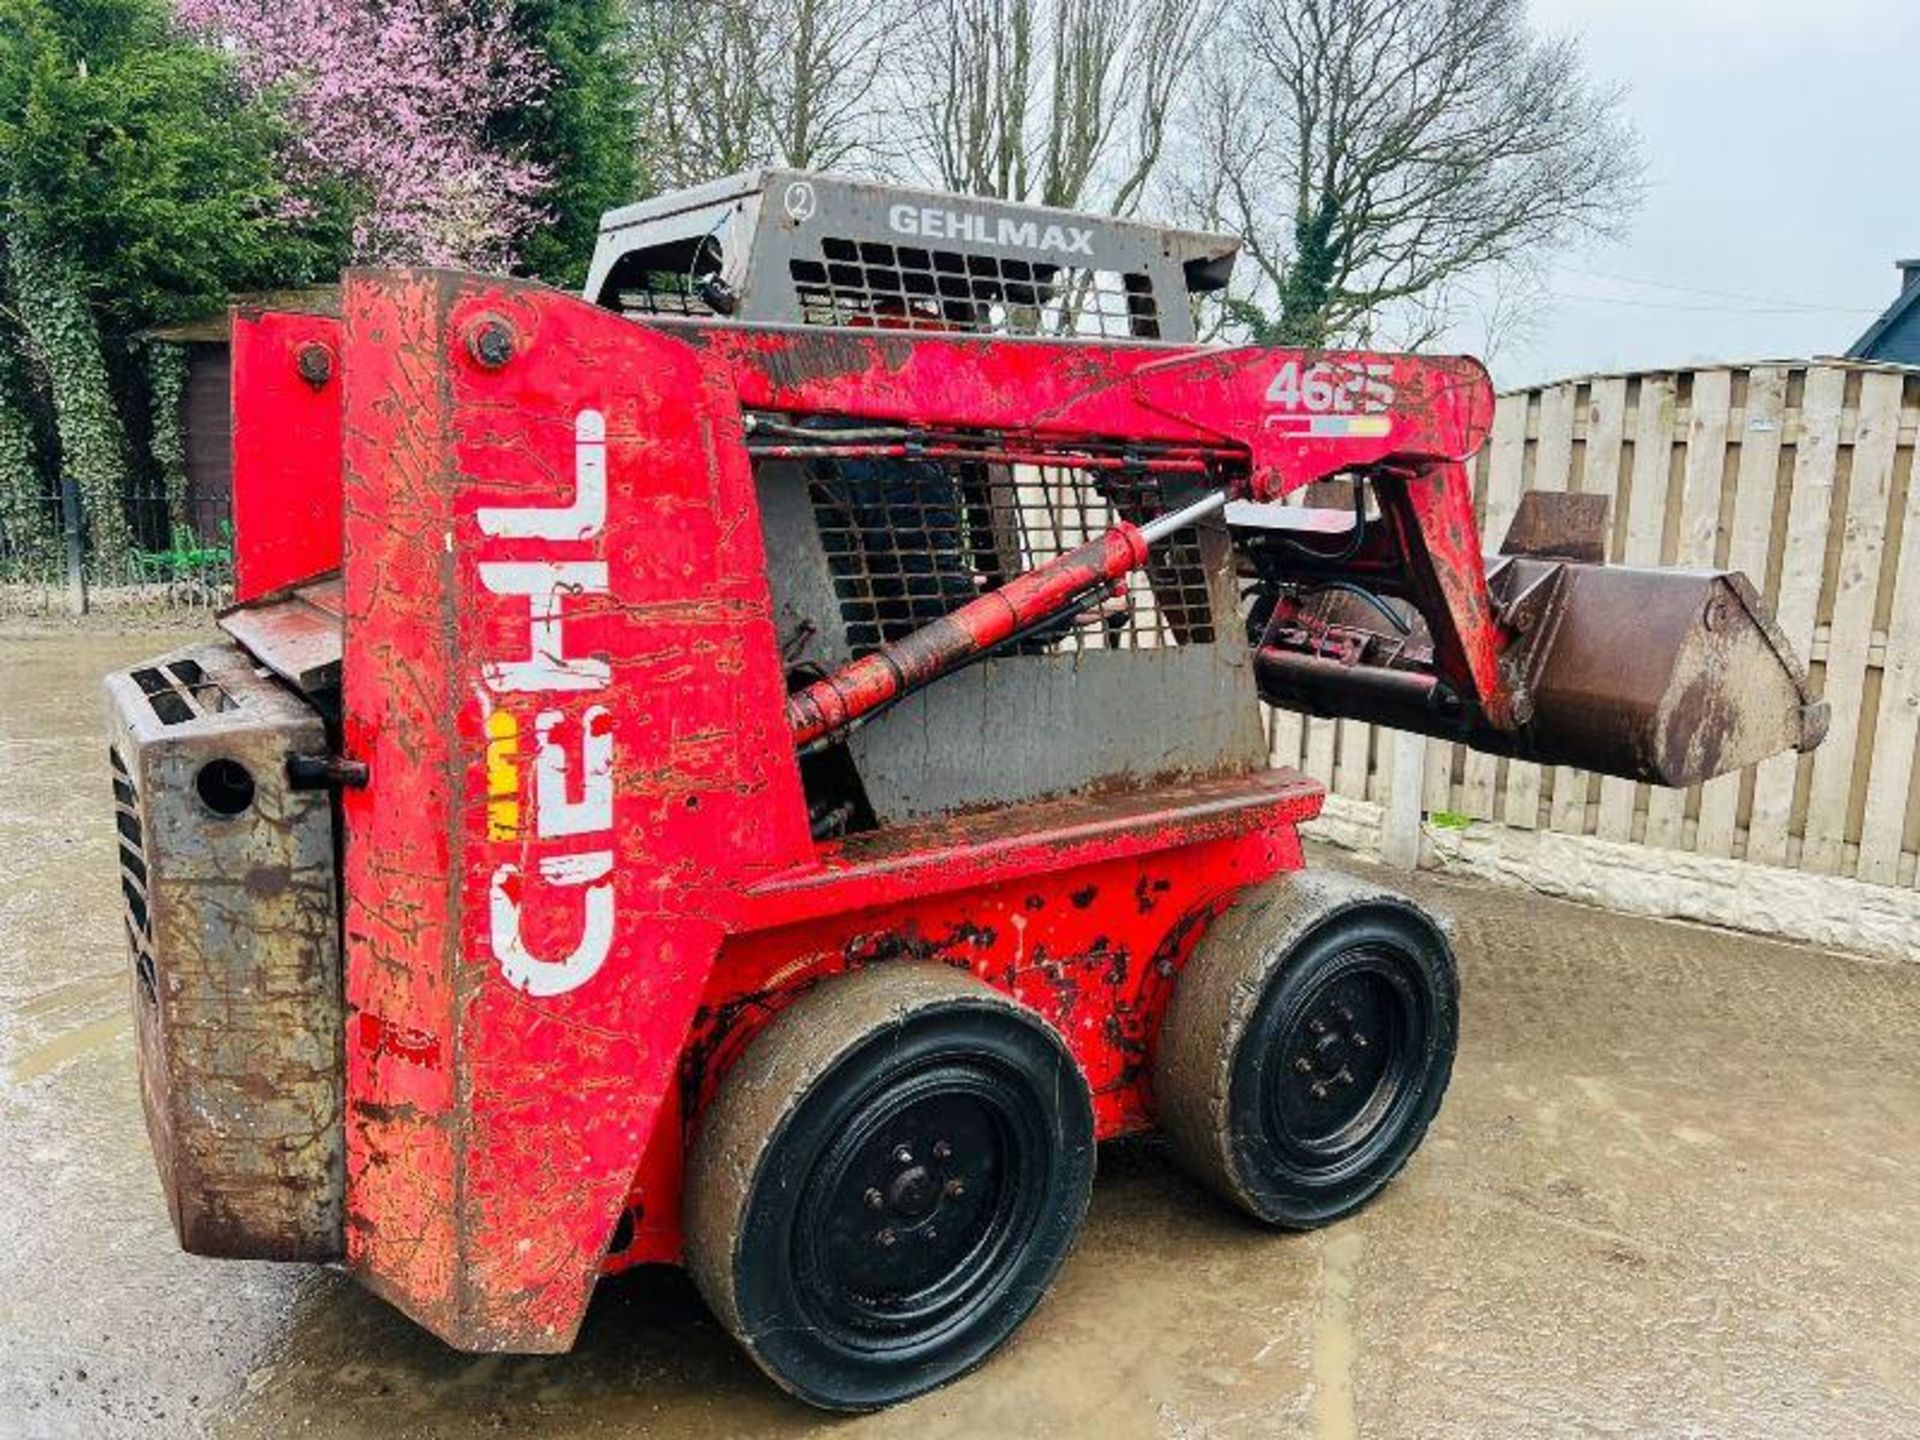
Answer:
1255;559;1828;787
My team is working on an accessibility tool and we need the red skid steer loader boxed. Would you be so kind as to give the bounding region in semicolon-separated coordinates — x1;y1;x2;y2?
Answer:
104;172;1825;1410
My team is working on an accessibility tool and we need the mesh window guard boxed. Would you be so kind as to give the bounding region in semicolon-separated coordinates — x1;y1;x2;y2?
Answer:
756;435;1218;660
791;237;1161;340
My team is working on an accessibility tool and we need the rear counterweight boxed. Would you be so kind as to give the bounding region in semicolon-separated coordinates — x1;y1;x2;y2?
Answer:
105;640;343;1261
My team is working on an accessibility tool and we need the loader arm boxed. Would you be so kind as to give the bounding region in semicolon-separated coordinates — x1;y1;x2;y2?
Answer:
232;292;1524;736
660;325;1516;729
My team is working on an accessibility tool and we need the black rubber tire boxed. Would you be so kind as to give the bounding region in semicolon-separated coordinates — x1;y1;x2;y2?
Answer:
683;963;1096;1412
1155;873;1458;1229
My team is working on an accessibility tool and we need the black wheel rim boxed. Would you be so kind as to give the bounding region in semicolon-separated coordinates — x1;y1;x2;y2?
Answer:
792;1057;1048;1356
1264;948;1428;1173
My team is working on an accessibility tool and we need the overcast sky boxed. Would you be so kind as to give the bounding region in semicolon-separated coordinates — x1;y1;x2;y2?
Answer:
1462;0;1920;388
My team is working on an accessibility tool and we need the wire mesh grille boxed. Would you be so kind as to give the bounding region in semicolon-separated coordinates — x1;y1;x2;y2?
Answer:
791;237;1161;339
774;444;1217;658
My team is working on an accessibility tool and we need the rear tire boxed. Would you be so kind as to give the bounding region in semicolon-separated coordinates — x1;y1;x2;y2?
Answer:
684;963;1095;1411
1155;873;1458;1228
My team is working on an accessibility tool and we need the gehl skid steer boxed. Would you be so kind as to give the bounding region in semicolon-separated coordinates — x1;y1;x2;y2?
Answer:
105;172;1826;1409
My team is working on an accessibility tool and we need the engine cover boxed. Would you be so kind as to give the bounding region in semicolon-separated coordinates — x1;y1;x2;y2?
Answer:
104;640;343;1260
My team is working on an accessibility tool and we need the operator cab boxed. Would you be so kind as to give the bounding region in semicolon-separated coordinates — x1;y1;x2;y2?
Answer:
587;171;1266;835
584;168;1238;339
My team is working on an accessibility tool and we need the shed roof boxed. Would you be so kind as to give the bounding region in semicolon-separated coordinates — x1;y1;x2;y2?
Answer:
142;286;341;344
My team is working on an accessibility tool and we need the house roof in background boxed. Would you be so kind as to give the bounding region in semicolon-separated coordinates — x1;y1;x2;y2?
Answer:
1846;264;1920;360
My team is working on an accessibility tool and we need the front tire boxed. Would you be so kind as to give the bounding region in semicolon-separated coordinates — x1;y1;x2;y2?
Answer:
1155;872;1458;1228
684;963;1095;1411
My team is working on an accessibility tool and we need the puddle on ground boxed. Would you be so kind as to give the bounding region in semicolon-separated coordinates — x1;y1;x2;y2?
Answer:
9;1010;130;1084
13;969;123;1020
1310;1229;1362;1440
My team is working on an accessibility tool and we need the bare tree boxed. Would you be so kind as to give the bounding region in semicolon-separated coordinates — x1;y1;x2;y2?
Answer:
626;0;1206;218
629;0;907;188
630;1;760;188
916;0;1209;213
1177;0;1642;348
926;0;1034;199
765;0;902;171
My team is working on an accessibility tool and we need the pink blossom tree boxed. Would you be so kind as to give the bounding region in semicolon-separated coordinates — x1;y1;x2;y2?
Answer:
174;0;553;269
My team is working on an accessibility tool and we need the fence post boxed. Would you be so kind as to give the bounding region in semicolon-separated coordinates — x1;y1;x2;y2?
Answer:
59;470;86;615
1381;727;1426;870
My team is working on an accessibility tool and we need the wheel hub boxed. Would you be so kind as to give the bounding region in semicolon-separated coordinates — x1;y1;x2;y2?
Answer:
885;1161;939;1222
1271;957;1415;1158
1296;1000;1373;1097
803;1078;1027;1333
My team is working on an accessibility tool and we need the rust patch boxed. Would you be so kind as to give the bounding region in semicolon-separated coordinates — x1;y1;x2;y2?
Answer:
1135;874;1173;913
753;329;916;390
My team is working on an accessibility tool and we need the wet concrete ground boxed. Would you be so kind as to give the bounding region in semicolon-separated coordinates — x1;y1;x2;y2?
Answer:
2;625;1916;1438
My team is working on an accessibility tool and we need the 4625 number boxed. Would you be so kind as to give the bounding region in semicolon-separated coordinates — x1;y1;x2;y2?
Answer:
1264;360;1396;414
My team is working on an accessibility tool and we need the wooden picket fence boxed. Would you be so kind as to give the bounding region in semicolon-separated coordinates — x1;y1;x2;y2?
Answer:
1271;359;1920;891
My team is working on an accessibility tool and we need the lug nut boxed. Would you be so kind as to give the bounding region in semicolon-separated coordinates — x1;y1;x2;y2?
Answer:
893;1145;913;1166
1311;1082;1329;1100
877;1228;897;1247
944;1178;966;1198
1309;1018;1326;1035
865;1187;884;1210
1353;1034;1369;1049
1294;1057;1314;1074
924;1225;938;1240
932;1139;952;1161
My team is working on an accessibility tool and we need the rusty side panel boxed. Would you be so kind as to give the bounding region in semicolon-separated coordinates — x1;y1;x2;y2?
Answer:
741;767;1321;928
603;813;1309;1272
231;311;344;602
338;271;814;1352
105;640;342;1261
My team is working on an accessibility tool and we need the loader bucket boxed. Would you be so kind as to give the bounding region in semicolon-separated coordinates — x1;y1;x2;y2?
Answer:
1255;558;1829;787
1482;558;1826;784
